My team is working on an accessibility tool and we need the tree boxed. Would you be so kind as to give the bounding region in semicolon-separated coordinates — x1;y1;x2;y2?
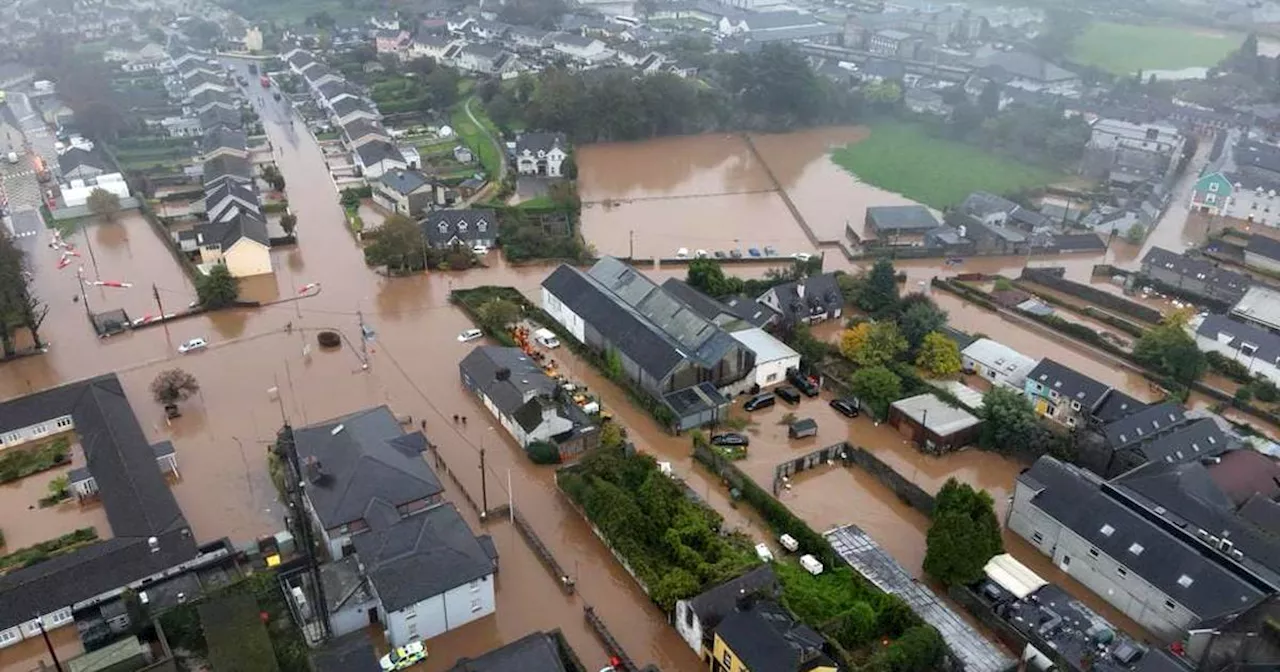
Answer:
48;474;70;498
1125;222;1146;244
280;212;297;237
857;258;899;316
915;332;961;377
195;263;239;308
0;230;48;354
364;213;427;274
896;294;946;351
1133;317;1206;384
600;422;625;450
261;164;286;192
86;188;122;221
687;258;742;299
527;440;561;465
839;321;907;367
875;625;947;672
849;366;902;420
978;386;1039;454
477;298;521;331
923;479;1003;587
150;369;200;406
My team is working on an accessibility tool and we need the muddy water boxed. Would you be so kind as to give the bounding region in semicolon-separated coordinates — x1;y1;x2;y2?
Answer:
576;134;775;202
0;434;113;551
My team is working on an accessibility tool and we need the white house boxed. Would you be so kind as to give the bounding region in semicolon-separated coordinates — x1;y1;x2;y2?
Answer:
407;34;458;61
730;328;800;390
61;174;131;208
1193;313;1280;386
354;140;408;179
453;44;519;77
459;346;576;448
961;338;1038;390
355;503;496;647
514;132;568;177
550;32;613;63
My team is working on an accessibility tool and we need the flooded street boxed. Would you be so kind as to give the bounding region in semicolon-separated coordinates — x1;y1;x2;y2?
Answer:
0;78;1226;667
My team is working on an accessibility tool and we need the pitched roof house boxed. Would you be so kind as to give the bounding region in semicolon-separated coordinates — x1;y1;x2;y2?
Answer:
183;212;273;277
514;132;568;177
57;147;111;180
1023;358;1112;428
756;272;844;327
674;566;778;658
421;209;497;249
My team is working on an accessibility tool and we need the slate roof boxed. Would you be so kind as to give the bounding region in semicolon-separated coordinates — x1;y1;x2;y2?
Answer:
1103;401;1187;449
714;599;832;672
1020;456;1271;619
421;208;496;246
1091;390;1148;424
57;146;110;175
1235;139;1280;176
0;374;196;629
960;191;1019;219
445;630;570;672
1141;247;1250;302
192;211;269;249
355;140;405;169
200;126;246;154
516;131;567;155
1247;234;1280;263
317;80;359;102
286;51;315;69
303;63;336;83
199;105;242;131
758;272;843;327
331;97;375;119
1025;358;1111;410
743;10;827;31
1196;313;1280;366
342;118;387;144
378;168;431;196
351;503;494;611
190;89;235;110
687;566;777;627
661;278;774;330
461;42;506;61
203;155;253;183
460;346;558;416
975;50;1077;83
204;180;261;222
311;632;382;672
294;406;442;529
866;205;940;233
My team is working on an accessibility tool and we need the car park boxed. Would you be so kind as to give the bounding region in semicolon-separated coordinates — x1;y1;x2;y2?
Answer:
743;392;775;412
787;370;820;397
775;386;801;404
457;328;483;342
711;433;749;447
830;398;860;418
177;337;207;354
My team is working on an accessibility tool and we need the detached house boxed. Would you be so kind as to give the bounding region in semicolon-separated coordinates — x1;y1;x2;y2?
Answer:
961;338;1037;390
550;32;612;63
514;132;568;177
756;272;844;327
181;212;273;277
421;209;496;249
355;140;409;179
453;44;518;77
407;34;458;61
1023;358;1112;428
374;168;442;217
459;346;599;459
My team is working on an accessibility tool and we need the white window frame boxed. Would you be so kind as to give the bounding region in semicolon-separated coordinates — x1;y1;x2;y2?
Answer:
0;628;19;647
1209;182;1219;192
46;608;72;627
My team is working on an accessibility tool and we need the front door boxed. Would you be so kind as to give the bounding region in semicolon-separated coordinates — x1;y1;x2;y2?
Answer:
368;607;379;625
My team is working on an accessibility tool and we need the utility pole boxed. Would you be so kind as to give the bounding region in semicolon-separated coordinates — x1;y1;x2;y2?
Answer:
80;219;99;278
479;447;488;518
356;308;369;370
36;615;63;672
275;422;331;641
153;283;169;338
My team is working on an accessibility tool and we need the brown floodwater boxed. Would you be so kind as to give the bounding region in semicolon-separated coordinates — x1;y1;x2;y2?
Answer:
576;134;775;202
0;434;113;551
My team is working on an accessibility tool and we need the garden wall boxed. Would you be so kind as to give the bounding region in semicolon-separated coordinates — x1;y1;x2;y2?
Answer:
1019;268;1161;324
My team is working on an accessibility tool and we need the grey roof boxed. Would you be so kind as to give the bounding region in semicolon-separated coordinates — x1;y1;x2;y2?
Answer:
318;79;359;102
351;503;494;611
867;205;940;233
303;63;336;83
459;346;558;416
664;382;730;418
861;59;905;80
200;126;246;154
311;632;382;672
516;132;567;155
286;51;316;68
331;97;374;119
714;599;831;672
743;10;826;31
686;566;778;625
199;106;242;131
192;211;269;249
445;630;570;672
190;89;234;110
758;272;843;326
661;278;773;330
506;25;551;43
1141;247;1249;301
57;146;110;174
1103;401;1187;449
421;208;496;246
1129;417;1230;465
1247;234;1280;263
1026;358;1111;410
1091;390;1147;424
342;118;387;143
960;191;1019;219
975;50;1077;83
294;406;442;529
378;168;431;196
355;140;404;168
1235;139;1280;175
0;375;195;628
203;154;252;183
552;32;596;49
204;181;260;222
891;393;981;437
1197;313;1280;366
745;23;844;43
1019;456;1270;619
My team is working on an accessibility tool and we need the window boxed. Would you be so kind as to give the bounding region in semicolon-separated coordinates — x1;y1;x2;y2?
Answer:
684;604;694;627
723;652;732;669
477;222;487;232
471;597;483;613
438;223;447;233
1088;548;1099;559
46;608;72;627
469;579;481;592
55;417;73;429
0;628;18;646
31;424;46;436
1117;567;1128;578
1128;543;1144;556
458;221;468;231
1032;532;1044;544
20;620;42;637
1210;182;1220;192
1165;600;1177;611
1207;193;1217;204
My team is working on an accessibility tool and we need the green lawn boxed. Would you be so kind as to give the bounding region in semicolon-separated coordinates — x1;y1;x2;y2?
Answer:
450;99;502;179
830;123;1060;209
1071;22;1242;75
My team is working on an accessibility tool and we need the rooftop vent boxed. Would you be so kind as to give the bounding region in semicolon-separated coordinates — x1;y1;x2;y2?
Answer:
330;424;345;436
148;536;159;554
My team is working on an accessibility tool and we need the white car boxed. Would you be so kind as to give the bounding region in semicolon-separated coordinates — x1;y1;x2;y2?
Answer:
379;641;427;671
675;247;689;259
472;244;489;255
177;337;207;354
457;328;483;342
792;252;813;262
694;249;709;258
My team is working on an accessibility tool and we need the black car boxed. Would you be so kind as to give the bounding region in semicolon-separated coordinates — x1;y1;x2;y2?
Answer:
830;398;860;418
787;370;820;397
775;386;801;404
712;433;750;447
743;393;775;412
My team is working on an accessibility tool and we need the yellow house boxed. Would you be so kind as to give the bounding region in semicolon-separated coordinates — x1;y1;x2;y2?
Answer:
189;212;273;277
710;600;839;672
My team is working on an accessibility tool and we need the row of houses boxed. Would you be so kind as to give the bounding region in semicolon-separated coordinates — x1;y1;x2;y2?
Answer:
162;49;251;137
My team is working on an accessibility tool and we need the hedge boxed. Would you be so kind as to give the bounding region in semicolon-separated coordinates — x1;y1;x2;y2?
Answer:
0;527;98;573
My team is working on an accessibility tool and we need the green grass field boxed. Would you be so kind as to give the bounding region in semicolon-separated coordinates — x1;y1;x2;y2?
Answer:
1071;22;1242;75
830;123;1061;210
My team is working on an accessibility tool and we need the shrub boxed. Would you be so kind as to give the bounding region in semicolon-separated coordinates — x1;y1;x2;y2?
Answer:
527;440;561;465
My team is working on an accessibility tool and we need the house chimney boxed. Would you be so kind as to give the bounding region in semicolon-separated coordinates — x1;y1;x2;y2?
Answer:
304;456;325;484
495;367;511;381
797;283;806;299
148;536;159;553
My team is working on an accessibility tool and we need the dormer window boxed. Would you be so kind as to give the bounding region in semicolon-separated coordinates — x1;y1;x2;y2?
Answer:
1209;182;1219;192
477;222;487;232
458;221;468;231
438;222;448;233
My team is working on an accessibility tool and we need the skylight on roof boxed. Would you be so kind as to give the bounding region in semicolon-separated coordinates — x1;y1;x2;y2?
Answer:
1100;524;1115;537
1177;575;1194;588
1128;543;1144;556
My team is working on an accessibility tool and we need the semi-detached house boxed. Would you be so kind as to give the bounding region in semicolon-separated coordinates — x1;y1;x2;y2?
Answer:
541;257;754;430
1023;358;1111;428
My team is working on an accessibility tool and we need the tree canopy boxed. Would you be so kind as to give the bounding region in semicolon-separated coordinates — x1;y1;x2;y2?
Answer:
195;264;239;309
0;231;47;355
839;321;907;368
86;188;122;221
150;369;200;406
978;386;1039;453
915;332;961;378
896;294;947;351
364;214;427;274
849;366;902;420
856;259;899;316
1133;316;1206;385
922;479;1003;587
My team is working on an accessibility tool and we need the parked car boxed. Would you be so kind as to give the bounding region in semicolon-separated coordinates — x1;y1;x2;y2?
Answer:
713;250;726;259
775;386;801;404
379;641;427;671
533;328;560;348
787;370;819;397
793;252;812;262
748;247;761;257
730;248;743;258
743;392;775;412
764;245;777;256
712;433;749;447
177;337;207;354
676;247;689;258
457;328;483;342
830;398;860;418
695;249;709;258
472;243;489;255
755;542;774;562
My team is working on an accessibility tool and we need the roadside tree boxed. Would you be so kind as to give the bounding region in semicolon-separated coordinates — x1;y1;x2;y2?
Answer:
195;264;239;308
477;298;521;332
849;366;902;419
280;212;297;237
150;369;200;409
0;231;48;356
923;479;1003;587
86;188;122;221
915;332;961;377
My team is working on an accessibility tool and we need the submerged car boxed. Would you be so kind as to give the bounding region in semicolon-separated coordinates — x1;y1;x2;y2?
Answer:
775;386;801;404
457;328;483;342
379;641;427;671
830;398;860;418
711;433;749;447
787;370;820;397
177;337;207;354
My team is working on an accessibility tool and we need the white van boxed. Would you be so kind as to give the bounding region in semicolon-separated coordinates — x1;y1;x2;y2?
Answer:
754;543;774;563
533;328;560;349
800;554;823;576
